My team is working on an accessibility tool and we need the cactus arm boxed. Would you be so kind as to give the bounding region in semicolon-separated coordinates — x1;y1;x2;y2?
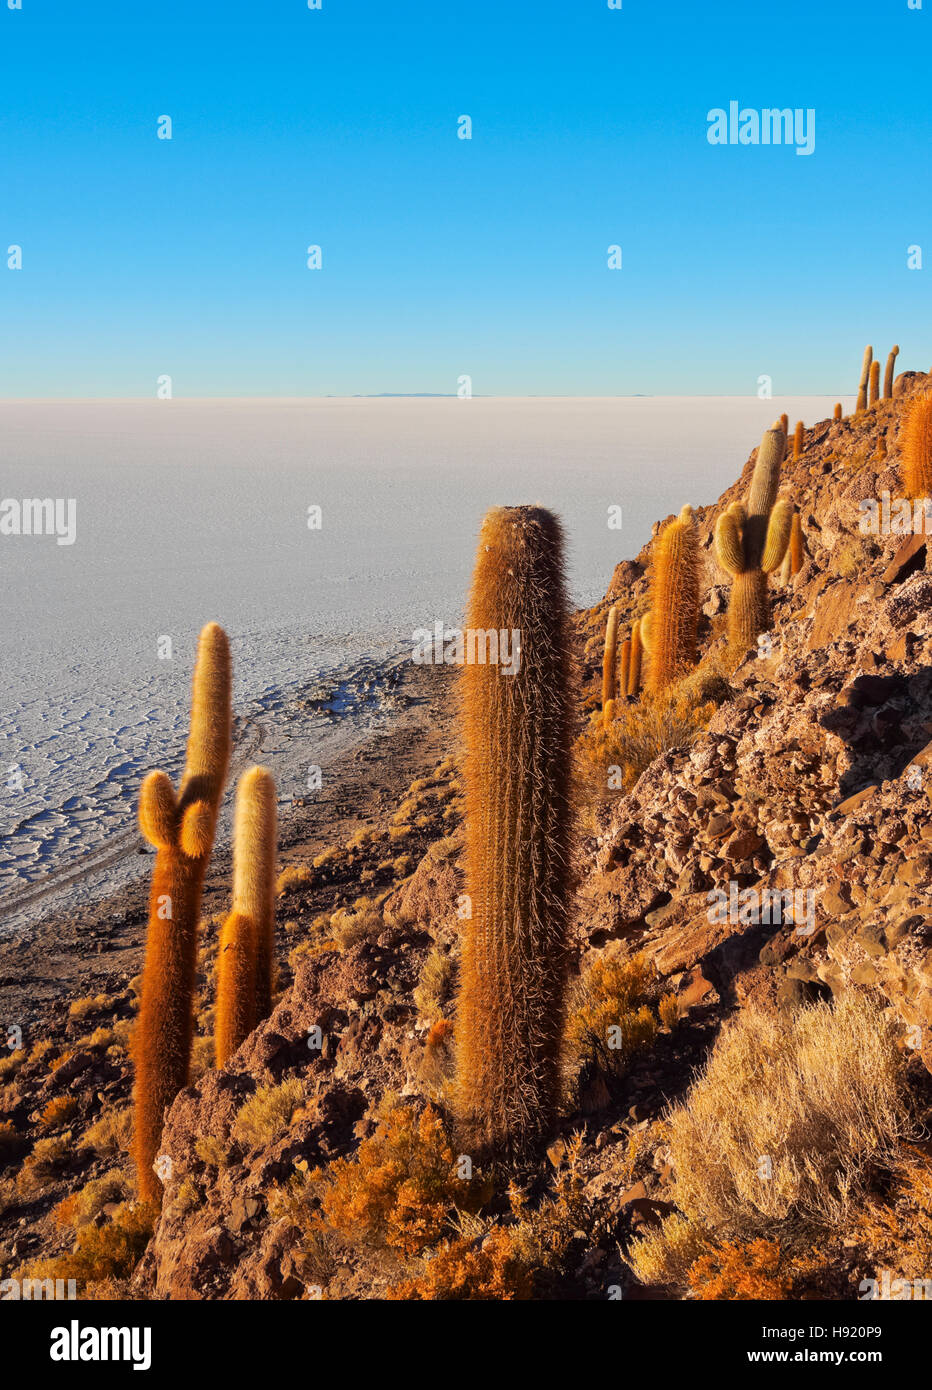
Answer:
762;499;794;572
714;512;744;576
139;771;178;850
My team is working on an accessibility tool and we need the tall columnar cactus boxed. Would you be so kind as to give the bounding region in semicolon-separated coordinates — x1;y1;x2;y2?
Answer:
618;634;632;700
627;617;643;695
833;403;842;421
793;420;803;460
643;506;699;694
856;345;873;414
455;505;573;1158
215;766;277;1067
869;359;880;408
902;394;932;499
714;425;793;651
133;623;232;1204
884;345;900;399
601;604;619;728
779;412;789;437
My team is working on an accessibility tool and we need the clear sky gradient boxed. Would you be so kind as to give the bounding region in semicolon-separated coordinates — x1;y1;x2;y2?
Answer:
1;0;929;397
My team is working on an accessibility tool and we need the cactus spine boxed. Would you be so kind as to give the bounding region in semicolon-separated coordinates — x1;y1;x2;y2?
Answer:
714;426;793;651
133;623;232;1204
455;506;573;1158
644;506;699;694
884;345;900;399
903;395;932;499
215;766;277;1067
627;618;643;695
793;420;803;460
601;605;619;727
869;359;880;408
856;345;873;413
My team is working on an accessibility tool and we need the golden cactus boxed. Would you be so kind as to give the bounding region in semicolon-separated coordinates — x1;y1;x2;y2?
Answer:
856;345;873;414
601;605;619;728
215;912;257;1069
833;403;842;421
618;635;632;700
215;766;278;1067
455;505;573;1158
884;345;900;400
627;618;643;696
644;506;699;694
133;623;232;1204
779;412;789;436
902;394;932;499
714;426;792;650
793;420;803;460
869;359;880;408
780;509;805;584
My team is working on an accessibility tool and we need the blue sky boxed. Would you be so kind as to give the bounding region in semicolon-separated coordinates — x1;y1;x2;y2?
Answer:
1;0;929;397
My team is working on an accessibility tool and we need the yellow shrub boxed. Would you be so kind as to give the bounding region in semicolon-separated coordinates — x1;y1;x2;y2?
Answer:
566;952;658;1075
386;1227;535;1300
53;1169;128;1229
79;1107;132;1159
312;1104;489;1257
40;1096;78;1131
20;1201;156;1285
233;1077;306;1151
578;673;722;792
277;864;313;896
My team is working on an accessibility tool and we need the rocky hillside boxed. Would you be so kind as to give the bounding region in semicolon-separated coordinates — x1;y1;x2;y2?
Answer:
8;367;932;1302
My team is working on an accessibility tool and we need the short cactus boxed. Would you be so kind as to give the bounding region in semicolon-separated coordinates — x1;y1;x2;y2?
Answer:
618;634;632;700
833;403;842;421
601;605;619;728
902;394;932;499
644;506;699;694
869;359;880;408
856;345;873;414
455;505;573;1158
714;425;793;651
133;623;232;1204
779;412;789;437
793;420;803;460
779;509;805;583
884;345;900;400
627;618;643;695
216;765;277;1066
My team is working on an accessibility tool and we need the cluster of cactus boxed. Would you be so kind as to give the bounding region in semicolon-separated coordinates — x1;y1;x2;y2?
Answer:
133;623;232;1204
454;506;573;1159
857;344;900;412
133;624;278;1204
641;506;699;693
714;424;793;651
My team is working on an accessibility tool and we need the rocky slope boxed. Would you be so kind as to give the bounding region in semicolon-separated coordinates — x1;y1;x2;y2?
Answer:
9;370;932;1301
